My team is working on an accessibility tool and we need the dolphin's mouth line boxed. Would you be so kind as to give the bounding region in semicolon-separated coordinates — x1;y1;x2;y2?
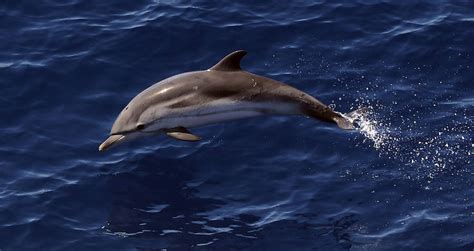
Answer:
110;131;132;136
110;129;138;136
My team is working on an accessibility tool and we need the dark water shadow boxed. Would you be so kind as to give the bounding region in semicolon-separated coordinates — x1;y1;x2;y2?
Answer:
103;153;359;250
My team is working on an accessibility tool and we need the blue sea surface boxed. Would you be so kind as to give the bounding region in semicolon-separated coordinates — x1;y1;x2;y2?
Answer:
1;1;473;250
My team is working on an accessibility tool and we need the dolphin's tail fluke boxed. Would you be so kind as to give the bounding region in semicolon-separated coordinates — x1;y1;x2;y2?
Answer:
334;116;355;130
334;107;369;130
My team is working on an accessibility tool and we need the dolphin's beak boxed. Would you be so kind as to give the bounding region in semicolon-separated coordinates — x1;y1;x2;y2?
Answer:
99;135;125;151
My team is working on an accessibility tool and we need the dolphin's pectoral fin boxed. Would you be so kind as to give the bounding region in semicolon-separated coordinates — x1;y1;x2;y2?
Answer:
165;127;201;142
166;131;201;141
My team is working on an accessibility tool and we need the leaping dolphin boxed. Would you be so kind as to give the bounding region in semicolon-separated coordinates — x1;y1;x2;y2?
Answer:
99;50;359;151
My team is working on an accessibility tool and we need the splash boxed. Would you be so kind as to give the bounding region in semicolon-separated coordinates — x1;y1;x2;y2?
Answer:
345;103;472;182
346;108;396;150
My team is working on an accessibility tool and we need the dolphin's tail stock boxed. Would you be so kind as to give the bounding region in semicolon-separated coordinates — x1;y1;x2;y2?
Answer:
333;107;369;130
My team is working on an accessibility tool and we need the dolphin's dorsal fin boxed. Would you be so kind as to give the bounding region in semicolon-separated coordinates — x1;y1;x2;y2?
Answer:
210;50;247;71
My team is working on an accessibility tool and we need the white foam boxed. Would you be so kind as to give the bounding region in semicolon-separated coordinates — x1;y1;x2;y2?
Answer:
345;102;472;183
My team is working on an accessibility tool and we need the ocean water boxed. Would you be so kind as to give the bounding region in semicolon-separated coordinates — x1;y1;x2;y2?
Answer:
1;1;473;250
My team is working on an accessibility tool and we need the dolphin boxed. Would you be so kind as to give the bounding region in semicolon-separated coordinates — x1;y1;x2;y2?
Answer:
99;50;359;151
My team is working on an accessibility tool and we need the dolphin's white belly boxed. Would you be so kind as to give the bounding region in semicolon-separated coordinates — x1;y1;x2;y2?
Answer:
146;100;299;130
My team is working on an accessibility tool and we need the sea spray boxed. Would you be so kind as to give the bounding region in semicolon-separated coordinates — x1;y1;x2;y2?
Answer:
347;104;472;182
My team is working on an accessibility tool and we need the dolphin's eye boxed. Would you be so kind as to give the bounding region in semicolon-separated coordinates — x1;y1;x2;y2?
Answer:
136;124;145;130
